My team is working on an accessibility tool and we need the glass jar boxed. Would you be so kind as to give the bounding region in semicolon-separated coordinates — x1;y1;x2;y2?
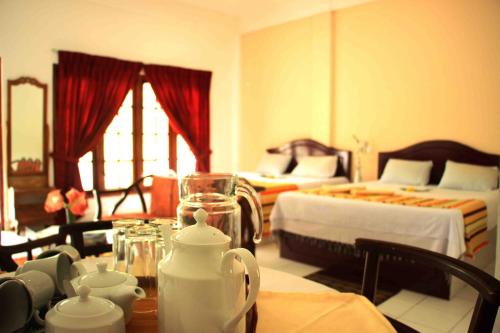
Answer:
177;173;263;249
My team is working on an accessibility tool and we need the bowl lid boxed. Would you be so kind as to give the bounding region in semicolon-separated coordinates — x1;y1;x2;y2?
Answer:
55;285;115;317
78;262;126;288
175;209;230;245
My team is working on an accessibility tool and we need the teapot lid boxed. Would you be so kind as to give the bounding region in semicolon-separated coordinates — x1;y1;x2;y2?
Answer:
175;209;230;245
78;262;127;288
54;285;115;317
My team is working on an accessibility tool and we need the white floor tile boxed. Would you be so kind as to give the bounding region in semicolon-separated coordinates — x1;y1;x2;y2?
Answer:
449;310;473;333
395;290;428;304
398;318;445;333
377;297;419;318
454;285;478;302
400;296;474;332
377;289;427;318
419;296;474;317
272;261;321;277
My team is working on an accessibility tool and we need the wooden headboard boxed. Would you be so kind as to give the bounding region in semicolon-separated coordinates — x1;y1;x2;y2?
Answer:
378;140;500;185
267;138;352;180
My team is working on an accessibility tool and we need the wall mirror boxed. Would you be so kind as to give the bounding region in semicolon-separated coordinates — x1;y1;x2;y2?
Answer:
7;77;48;187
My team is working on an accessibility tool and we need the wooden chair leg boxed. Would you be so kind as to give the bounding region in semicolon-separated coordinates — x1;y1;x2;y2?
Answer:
469;296;498;333
361;251;380;303
0;253;18;272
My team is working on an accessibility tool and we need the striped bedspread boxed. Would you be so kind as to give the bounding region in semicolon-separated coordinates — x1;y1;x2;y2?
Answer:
301;187;488;257
249;180;299;237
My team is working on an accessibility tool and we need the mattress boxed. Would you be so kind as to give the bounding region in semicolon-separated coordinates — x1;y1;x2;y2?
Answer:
238;172;349;189
239;172;350;237
270;181;499;258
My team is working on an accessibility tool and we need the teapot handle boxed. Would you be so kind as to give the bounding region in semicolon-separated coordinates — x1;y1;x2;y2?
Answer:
220;248;260;333
236;182;263;244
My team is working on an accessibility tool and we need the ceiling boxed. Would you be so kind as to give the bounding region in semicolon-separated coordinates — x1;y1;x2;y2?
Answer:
170;0;374;32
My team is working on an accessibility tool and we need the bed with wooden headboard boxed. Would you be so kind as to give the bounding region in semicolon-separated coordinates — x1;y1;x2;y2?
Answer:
271;140;500;299
239;138;352;238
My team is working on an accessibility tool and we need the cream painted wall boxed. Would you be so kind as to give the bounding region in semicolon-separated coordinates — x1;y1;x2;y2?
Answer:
240;12;332;170
0;0;240;177
332;0;500;180
240;0;500;179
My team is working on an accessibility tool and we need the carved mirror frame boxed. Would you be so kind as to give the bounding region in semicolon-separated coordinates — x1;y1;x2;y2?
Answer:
7;77;49;188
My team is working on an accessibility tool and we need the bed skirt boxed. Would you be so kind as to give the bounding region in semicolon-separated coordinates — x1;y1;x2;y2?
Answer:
276;230;452;299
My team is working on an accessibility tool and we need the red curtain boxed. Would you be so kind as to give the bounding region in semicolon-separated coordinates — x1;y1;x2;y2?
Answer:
54;51;141;191
144;65;212;172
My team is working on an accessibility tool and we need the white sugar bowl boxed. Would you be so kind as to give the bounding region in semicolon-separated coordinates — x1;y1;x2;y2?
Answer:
45;285;125;333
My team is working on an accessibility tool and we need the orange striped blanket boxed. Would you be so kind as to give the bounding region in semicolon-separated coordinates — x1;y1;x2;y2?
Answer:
301;186;488;257
249;180;299;237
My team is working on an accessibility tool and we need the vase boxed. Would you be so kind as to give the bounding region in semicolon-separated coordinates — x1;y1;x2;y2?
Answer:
65;207;76;224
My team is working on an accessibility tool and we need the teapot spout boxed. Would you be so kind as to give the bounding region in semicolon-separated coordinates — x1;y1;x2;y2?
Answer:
110;285;146;323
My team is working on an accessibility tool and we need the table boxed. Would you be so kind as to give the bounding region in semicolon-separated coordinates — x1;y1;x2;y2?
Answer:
81;259;395;333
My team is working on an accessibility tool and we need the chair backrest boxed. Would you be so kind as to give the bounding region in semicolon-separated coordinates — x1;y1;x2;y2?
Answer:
59;221;112;258
94;174;179;220
355;238;500;333
0;233;66;272
149;175;179;217
110;175;152;216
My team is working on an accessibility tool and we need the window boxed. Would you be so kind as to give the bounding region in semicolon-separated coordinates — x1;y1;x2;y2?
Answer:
78;80;196;191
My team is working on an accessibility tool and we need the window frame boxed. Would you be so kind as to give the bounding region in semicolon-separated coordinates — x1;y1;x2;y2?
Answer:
89;76;178;192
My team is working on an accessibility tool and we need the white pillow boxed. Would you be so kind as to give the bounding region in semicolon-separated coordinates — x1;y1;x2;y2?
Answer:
291;155;338;178
255;153;292;176
380;159;433;185
438;160;499;191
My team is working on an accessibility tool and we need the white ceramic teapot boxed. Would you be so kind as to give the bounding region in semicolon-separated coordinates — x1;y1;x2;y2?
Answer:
70;262;146;323
158;209;260;333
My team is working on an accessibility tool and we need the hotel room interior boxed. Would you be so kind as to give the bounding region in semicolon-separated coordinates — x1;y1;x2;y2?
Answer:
0;0;499;332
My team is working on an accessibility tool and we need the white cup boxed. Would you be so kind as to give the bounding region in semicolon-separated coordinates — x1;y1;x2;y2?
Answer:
54;244;81;262
16;270;55;309
0;279;33;332
16;252;72;295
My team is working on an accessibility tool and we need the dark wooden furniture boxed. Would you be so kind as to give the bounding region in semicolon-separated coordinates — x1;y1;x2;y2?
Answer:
378;140;500;188
357;238;500;333
267;138;352;180
0;233;66;272
60;221;113;258
278;140;500;299
12;187;56;231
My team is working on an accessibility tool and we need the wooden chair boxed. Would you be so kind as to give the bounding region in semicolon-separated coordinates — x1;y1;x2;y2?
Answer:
59;221;113;258
0;233;66;272
356;238;500;333
95;174;179;221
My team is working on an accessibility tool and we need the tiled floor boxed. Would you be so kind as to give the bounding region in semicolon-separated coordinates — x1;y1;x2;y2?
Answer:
255;241;497;333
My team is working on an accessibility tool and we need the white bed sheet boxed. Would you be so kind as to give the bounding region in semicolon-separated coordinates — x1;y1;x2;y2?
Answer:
270;181;499;258
238;172;349;189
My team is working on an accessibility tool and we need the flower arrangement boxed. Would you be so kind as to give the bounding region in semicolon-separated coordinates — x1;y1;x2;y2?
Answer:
44;188;88;224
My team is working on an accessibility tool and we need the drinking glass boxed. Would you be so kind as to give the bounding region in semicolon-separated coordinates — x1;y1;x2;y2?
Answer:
112;219;144;272
125;225;158;300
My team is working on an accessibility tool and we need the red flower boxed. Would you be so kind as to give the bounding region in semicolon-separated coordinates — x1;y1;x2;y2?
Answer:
44;188;88;216
65;188;88;215
44;189;64;213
